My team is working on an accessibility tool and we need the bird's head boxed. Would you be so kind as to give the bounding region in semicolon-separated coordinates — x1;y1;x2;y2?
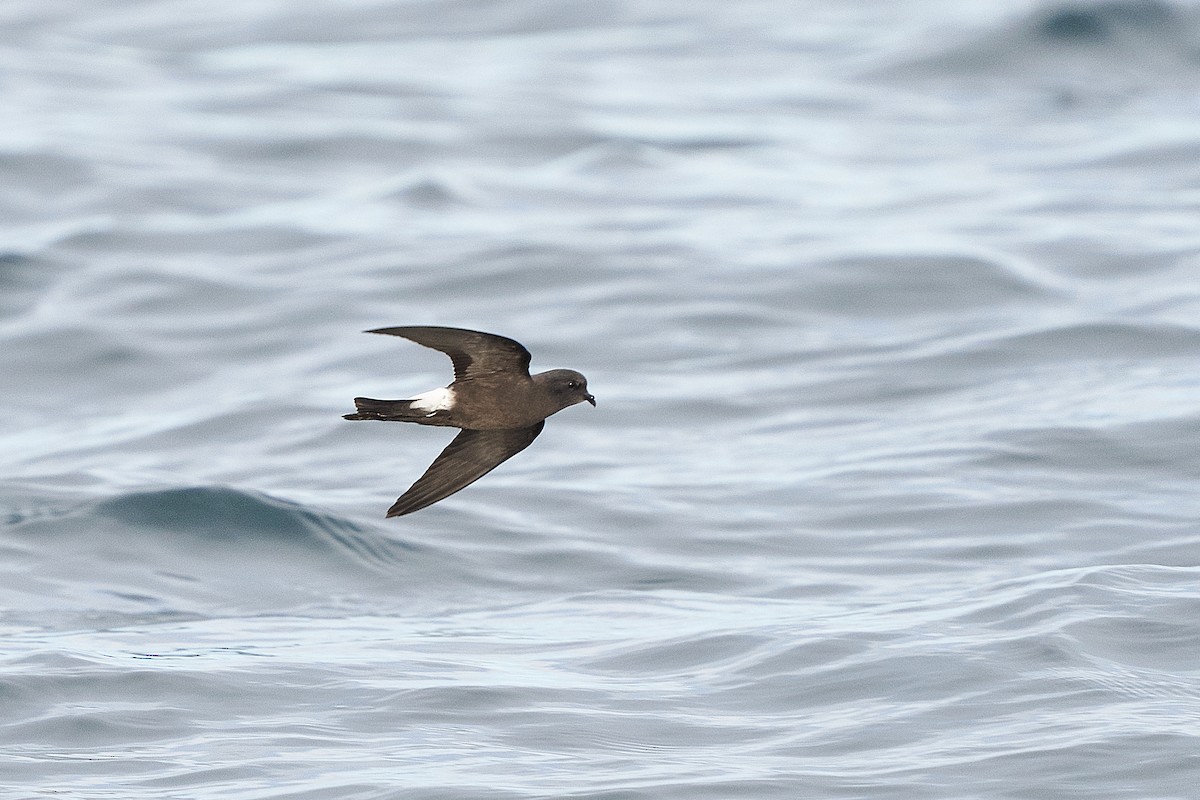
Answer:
538;369;596;410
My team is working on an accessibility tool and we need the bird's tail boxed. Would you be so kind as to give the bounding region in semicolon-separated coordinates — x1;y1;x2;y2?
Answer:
343;397;423;421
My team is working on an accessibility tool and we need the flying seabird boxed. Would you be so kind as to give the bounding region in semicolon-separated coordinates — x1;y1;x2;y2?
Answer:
344;326;595;517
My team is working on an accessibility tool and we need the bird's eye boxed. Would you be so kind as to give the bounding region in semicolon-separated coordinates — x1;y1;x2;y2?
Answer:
566;380;579;390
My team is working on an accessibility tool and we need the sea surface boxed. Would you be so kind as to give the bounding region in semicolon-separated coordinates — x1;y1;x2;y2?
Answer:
3;1;1200;797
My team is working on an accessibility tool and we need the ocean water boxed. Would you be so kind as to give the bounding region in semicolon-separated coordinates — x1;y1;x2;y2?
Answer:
3;0;1200;797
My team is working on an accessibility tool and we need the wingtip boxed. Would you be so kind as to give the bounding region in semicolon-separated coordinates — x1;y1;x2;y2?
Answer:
365;326;423;340
385;500;414;518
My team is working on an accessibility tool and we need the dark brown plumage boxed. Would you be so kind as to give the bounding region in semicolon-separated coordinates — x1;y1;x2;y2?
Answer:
344;326;595;517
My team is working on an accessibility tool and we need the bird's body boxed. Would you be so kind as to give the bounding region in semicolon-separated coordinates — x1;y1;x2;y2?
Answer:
344;326;595;517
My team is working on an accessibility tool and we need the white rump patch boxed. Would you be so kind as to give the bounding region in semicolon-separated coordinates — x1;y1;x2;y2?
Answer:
409;387;455;414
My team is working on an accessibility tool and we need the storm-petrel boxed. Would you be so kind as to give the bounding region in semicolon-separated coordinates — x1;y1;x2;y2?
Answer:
344;326;595;517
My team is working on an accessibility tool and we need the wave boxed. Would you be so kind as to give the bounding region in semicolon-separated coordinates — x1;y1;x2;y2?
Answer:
90;484;427;571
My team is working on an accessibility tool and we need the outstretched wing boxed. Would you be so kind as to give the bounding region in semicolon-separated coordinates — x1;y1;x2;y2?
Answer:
367;326;532;380
386;422;545;517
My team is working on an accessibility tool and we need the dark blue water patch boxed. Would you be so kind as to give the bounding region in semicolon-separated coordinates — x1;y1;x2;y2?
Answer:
870;0;1200;103
90;485;427;573
388;176;470;208
1041;8;1113;42
0;252;63;319
1037;0;1176;43
0;481;569;628
95;485;347;539
1004;0;1189;57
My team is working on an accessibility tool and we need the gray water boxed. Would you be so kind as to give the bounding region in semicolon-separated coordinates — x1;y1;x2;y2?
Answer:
3;1;1200;797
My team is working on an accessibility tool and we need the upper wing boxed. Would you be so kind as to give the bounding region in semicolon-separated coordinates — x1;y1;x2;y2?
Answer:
386;422;545;517
367;326;532;380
